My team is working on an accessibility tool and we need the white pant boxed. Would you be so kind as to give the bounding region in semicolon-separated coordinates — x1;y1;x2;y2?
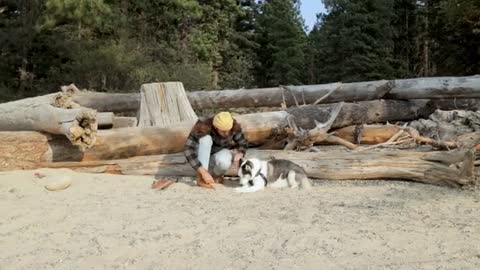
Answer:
198;135;233;176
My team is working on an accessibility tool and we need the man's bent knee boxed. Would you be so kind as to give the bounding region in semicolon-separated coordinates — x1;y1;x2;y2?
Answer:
213;149;233;175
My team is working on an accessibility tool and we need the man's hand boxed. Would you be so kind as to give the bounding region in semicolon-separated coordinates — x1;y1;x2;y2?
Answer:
202;172;215;184
197;167;215;184
234;152;244;163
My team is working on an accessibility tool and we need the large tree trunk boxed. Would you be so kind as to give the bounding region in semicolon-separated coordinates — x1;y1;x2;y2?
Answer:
71;91;140;113
287;99;434;129
97;112;114;129
0;89;97;151
427;98;480;111
0;100;426;161
0;131;97;171
63;76;480;112
188;76;480;109
0;99;472;166
137;82;198;127
38;149;476;188
112;117;137;128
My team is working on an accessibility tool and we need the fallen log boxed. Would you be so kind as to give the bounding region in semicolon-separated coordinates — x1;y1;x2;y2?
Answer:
112;117;137;128
38;149;477;188
0;85;97;150
61;76;480;111
0;111;283;165
97;112;114;129
0;99;433;163
409;109;480;141
333;125;402;144
71;91;140;113
0;131;88;170
333;125;480;150
2;127;478;172
188;76;480;109
286;99;434;130
428;98;480;111
0;99;474;165
387;76;480;99
282;102;358;150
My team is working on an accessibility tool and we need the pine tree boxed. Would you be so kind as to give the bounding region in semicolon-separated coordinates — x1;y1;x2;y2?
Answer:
218;0;259;88
392;0;417;78
413;0;437;77
434;0;480;75
309;0;397;83
40;0;112;39
255;0;307;87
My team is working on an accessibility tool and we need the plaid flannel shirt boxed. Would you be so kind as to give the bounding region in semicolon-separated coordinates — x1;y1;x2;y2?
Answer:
184;127;249;170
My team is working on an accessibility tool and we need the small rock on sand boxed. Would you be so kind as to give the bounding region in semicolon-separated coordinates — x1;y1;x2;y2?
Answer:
44;175;72;191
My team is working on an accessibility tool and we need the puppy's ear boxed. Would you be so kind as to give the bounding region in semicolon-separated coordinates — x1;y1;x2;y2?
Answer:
245;160;253;170
239;158;244;165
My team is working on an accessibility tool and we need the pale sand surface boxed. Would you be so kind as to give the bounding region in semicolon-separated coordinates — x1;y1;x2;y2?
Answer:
1;168;480;270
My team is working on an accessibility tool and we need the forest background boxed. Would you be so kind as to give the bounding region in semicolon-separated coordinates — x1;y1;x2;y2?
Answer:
1;0;479;102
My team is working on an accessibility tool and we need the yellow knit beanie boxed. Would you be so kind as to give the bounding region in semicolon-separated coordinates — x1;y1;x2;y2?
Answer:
213;112;234;131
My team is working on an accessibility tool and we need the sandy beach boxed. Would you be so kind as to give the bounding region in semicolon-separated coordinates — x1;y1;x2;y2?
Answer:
1;168;480;270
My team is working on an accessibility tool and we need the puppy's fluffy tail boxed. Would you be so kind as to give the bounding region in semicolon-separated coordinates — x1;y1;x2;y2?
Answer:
289;170;312;190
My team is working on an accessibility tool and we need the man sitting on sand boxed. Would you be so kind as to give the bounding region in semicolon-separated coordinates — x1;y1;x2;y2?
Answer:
184;111;249;189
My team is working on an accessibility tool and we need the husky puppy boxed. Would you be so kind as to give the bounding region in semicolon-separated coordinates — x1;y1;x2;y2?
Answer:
235;158;312;193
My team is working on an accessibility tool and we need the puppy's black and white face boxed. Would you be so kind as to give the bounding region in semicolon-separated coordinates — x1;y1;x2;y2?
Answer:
239;159;254;178
238;158;262;186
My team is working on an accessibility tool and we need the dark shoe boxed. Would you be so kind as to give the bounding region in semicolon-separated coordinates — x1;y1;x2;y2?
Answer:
213;175;225;184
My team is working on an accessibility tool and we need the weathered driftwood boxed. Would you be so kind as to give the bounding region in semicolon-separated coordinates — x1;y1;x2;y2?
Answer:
137;82;197;127
112;117;137;128
283;102;357;150
38;149;477;188
387;76;480;99
0;111;283;165
63;76;480;111
287;99;447;129
409;110;480;141
0;85;97;151
0;131;114;171
189;76;480;109
0;99;434;163
333;125;403;144
97;112;114;128
1;99;478;166
333;125;480;150
71;91;140;113
1;127;477;171
428;98;480;111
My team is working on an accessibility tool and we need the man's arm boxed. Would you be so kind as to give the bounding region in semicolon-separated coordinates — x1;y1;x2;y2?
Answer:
233;130;249;155
184;133;202;170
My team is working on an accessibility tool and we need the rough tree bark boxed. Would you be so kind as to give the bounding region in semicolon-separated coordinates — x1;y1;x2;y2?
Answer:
112;117;137;128
0;85;97;151
38;149;477;188
2;98;478;166
59;76;480;111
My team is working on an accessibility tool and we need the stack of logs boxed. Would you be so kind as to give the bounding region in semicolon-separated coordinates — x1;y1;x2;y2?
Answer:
1;76;479;188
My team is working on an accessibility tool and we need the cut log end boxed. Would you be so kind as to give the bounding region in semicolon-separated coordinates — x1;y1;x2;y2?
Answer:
65;110;98;151
60;83;81;95
54;84;83;109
